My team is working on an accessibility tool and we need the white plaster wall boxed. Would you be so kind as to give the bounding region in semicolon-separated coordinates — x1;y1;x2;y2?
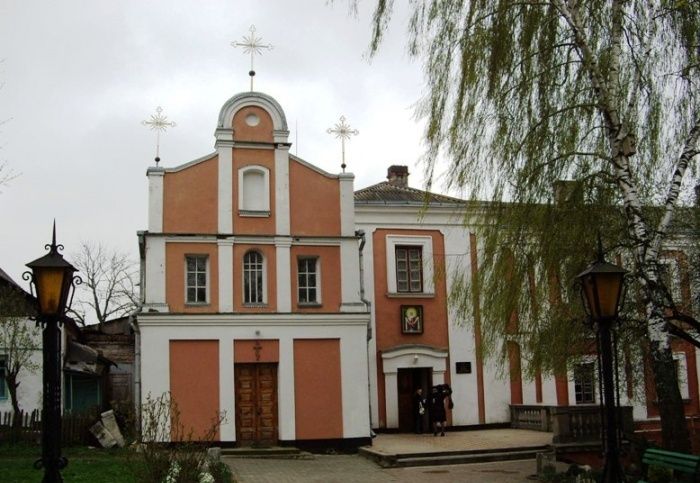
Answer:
443;225;480;426
0;318;43;414
541;374;558;405
139;315;370;442
144;237;167;309
483;359;512;423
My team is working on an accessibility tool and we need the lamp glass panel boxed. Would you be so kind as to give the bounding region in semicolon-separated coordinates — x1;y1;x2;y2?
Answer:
582;276;598;318
595;272;623;318
34;267;67;316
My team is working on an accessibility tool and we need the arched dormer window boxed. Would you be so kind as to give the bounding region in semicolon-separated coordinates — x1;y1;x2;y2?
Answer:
243;250;266;305
238;165;270;216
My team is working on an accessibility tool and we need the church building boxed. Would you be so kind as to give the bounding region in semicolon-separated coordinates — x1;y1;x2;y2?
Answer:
137;91;371;447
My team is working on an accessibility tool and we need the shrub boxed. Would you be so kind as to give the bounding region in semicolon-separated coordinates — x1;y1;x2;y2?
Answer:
134;392;229;483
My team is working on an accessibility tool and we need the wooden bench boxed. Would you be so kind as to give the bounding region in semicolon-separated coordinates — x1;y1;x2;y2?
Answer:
639;447;700;483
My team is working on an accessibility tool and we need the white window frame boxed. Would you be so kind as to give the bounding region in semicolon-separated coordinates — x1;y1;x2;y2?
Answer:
573;360;597;405
385;235;434;295
238;165;270;216
243;250;267;305
297;257;321;305
185;254;209;305
674;352;690;400
0;356;6;400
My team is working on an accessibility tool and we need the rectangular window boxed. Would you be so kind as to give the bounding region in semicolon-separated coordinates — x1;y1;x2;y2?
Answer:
574;362;596;404
395;246;423;293
298;258;319;304
186;255;208;304
0;357;6;399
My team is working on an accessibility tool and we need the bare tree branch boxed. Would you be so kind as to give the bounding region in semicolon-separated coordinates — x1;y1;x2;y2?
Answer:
68;242;138;330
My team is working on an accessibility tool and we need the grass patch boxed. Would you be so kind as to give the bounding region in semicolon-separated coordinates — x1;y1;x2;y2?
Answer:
0;445;140;483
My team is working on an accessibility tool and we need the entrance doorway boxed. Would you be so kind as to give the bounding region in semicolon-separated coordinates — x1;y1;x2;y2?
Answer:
234;363;278;446
397;367;432;432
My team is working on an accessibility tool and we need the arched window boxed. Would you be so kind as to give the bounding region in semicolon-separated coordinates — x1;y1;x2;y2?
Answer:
239;166;270;215
243;251;265;304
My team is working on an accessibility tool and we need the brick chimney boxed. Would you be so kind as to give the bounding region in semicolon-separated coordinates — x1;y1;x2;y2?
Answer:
387;165;409;188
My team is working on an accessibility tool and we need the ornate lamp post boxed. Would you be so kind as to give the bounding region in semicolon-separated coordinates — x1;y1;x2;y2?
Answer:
24;224;80;483
575;241;627;483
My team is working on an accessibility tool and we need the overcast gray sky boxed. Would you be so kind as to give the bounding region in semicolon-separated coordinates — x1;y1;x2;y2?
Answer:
0;1;434;288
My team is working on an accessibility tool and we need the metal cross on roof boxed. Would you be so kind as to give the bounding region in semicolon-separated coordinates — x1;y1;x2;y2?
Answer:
142;106;176;166
231;25;274;91
327;115;359;173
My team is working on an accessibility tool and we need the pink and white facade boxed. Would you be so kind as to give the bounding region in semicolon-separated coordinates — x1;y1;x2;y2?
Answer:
138;91;371;447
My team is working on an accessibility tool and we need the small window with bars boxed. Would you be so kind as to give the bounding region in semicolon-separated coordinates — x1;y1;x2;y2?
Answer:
395;246;423;293
298;257;319;304
186;255;208;304
244;251;265;304
574;362;596;404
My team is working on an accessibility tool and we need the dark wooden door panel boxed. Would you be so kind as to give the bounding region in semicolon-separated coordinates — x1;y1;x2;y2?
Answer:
235;363;278;446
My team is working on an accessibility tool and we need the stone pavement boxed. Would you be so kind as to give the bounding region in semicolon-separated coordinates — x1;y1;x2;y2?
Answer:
225;429;563;482
226;455;565;482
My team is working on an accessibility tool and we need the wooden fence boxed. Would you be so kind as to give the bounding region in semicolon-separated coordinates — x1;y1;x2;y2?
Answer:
0;409;100;445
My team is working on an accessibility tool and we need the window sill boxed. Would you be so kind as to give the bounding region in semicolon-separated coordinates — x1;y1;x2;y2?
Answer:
298;302;322;308
386;292;435;299
243;303;268;308
239;210;271;218
185;302;210;307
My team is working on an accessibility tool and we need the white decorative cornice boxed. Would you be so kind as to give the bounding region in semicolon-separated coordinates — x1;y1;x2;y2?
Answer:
217;91;288;131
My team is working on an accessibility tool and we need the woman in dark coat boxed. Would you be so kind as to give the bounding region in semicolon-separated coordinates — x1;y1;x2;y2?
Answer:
428;385;447;436
413;388;426;433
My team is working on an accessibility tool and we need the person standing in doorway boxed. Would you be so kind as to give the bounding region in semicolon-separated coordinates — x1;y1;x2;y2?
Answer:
428;385;447;436
413;388;426;434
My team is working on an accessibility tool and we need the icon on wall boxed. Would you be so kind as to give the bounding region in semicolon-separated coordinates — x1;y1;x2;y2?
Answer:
401;305;423;334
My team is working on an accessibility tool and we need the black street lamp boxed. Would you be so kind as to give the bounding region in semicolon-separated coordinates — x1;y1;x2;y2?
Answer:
23;223;80;483
575;240;627;483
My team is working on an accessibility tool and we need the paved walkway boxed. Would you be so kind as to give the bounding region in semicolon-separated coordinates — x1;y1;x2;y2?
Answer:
226;455;554;482
368;428;553;455
225;429;562;482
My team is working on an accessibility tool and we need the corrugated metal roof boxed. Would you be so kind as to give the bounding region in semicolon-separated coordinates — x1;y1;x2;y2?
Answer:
354;181;465;205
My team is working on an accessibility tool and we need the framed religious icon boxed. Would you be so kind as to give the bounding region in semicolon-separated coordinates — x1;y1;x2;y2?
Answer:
401;305;423;334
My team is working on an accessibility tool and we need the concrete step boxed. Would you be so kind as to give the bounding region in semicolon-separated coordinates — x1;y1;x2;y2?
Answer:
221;446;314;460
359;445;549;468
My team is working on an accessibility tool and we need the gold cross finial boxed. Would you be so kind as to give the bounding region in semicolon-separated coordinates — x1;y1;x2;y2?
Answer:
231;25;274;91
327;115;359;173
142;106;176;166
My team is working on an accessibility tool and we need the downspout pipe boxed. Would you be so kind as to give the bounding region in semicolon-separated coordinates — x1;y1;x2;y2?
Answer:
127;305;141;439
129;231;146;439
356;229;375;438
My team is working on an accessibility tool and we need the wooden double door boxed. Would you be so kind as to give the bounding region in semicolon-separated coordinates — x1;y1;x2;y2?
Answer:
235;363;278;446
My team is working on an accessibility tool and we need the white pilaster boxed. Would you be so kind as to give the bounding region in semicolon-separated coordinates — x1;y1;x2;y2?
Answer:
147;168;164;232
340;238;364;312
218;240;234;312
219;338;235;441
278;337;295;439
217;145;233;233
144;237;168;312
275;237;292;312
140;329;171;441
274;146;290;235
341;332;371;437
338;173;355;237
384;372;398;428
